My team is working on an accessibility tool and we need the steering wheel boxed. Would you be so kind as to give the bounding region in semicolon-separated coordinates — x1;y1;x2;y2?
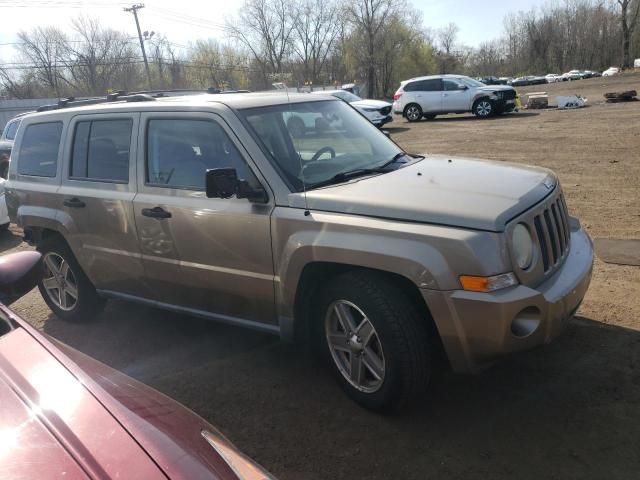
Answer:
310;146;336;163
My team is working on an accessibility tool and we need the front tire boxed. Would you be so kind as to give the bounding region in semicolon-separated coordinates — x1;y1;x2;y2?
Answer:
473;98;494;118
404;104;423;122
315;271;431;412
37;236;105;322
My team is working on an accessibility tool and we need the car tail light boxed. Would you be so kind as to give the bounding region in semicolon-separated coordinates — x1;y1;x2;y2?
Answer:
393;93;402;101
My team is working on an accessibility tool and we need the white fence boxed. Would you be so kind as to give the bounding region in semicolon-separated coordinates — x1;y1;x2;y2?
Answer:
0;98;59;131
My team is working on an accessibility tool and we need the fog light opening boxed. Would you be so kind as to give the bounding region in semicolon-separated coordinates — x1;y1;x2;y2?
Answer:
511;307;542;338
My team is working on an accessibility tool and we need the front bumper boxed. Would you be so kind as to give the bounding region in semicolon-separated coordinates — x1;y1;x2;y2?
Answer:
422;225;593;373
372;115;393;127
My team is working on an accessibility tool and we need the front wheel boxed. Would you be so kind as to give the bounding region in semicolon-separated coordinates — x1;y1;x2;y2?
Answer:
37;236;105;322
404;104;423;122
316;271;431;412
473;98;494;118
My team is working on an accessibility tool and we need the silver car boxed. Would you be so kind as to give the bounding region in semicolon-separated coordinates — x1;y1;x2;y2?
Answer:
6;91;593;411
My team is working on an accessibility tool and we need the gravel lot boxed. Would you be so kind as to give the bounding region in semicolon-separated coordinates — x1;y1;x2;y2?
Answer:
5;72;640;480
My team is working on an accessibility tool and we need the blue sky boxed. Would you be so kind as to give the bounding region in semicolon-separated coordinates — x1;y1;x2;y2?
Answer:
0;0;548;60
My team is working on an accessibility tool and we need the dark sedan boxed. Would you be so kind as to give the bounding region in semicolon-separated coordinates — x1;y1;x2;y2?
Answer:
511;76;547;87
0;251;274;480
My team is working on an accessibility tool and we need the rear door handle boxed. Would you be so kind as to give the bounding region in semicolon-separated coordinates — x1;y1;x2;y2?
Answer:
63;198;86;208
141;206;172;219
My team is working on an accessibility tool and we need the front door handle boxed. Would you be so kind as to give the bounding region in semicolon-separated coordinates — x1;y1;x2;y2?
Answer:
141;206;172;219
63;198;86;208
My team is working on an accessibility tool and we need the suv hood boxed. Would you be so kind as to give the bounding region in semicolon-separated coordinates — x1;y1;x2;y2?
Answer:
351;99;391;109
478;85;514;92
293;155;556;232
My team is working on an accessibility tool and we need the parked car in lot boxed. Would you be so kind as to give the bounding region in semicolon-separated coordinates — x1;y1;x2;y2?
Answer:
511;75;547;86
0;114;24;179
602;66;620;76
0;250;275;479
562;70;583;81
479;76;508;85
6;91;593;411
545;74;562;83
311;89;392;127
392;74;517;120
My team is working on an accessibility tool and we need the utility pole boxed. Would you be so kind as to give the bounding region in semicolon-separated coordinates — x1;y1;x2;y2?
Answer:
124;3;153;89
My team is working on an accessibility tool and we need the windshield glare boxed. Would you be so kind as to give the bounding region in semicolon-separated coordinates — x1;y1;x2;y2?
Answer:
242;100;402;191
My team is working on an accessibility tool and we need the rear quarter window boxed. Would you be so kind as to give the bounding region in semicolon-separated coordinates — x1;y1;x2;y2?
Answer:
3;120;20;141
17;122;63;177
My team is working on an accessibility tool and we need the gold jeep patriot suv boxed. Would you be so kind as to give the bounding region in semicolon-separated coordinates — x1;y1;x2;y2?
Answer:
6;90;593;411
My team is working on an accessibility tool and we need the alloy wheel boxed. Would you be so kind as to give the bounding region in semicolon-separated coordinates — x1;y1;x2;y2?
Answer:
405;106;421;121
42;252;78;311
325;300;386;393
476;100;492;117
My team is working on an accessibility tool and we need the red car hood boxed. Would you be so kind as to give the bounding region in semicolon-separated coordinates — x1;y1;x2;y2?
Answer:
0;327;164;479
0;307;272;480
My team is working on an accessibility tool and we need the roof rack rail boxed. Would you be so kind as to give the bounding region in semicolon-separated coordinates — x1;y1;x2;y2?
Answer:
127;88;252;97
36;91;156;112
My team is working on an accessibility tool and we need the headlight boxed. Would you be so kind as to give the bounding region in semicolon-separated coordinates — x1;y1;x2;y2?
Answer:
363;107;379;112
512;223;533;269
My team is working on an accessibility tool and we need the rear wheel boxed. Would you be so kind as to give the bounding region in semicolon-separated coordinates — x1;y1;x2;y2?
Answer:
37;236;105;322
473;98;494;118
315;270;431;412
404;104;423;122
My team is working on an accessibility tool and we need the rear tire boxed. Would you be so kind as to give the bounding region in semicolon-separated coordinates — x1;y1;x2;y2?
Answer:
473;98;494;118
314;270;431;412
37;236;105;322
404;104;423;122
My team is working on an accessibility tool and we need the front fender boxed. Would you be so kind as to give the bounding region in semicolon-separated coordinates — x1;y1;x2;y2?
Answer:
272;208;510;319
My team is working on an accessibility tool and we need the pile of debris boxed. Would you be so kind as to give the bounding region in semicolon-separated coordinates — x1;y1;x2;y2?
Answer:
557;95;587;109
604;90;638;102
525;92;549;109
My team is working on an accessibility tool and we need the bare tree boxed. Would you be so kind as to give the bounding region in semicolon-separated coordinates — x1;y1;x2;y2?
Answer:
226;0;298;86
346;0;402;97
292;0;340;85
618;0;640;67
63;16;139;95
15;27;67;96
436;22;460;73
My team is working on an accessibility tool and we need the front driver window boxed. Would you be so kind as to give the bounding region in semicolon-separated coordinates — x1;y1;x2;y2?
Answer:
146;119;253;190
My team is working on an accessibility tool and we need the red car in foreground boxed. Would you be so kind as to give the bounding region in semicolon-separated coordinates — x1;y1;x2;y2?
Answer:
0;251;274;480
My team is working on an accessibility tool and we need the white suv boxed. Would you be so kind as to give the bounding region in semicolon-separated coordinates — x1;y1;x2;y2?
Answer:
392;75;517;121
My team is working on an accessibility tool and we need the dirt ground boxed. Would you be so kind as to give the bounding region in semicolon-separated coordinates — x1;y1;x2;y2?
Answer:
4;73;640;480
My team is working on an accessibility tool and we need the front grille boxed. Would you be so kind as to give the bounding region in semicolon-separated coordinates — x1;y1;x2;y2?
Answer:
532;193;570;272
501;90;516;101
379;106;391;115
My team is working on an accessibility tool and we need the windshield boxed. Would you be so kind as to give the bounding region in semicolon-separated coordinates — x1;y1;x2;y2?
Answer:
459;76;486;88
241;100;403;191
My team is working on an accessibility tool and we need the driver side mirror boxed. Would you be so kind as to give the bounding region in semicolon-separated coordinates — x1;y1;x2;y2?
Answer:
206;168;268;203
0;251;43;306
458;85;468;90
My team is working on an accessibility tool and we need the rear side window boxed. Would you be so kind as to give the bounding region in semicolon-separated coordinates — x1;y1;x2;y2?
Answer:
71;119;132;182
405;79;442;92
17;122;63;177
4;120;20;141
146;119;250;190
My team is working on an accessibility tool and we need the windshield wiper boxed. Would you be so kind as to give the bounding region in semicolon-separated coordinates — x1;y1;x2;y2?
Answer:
308;168;388;190
378;151;424;169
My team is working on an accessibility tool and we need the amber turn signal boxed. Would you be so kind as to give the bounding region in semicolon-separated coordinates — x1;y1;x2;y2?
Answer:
459;273;518;292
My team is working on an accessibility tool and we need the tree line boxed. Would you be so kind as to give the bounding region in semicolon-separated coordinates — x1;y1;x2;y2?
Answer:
1;0;638;100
